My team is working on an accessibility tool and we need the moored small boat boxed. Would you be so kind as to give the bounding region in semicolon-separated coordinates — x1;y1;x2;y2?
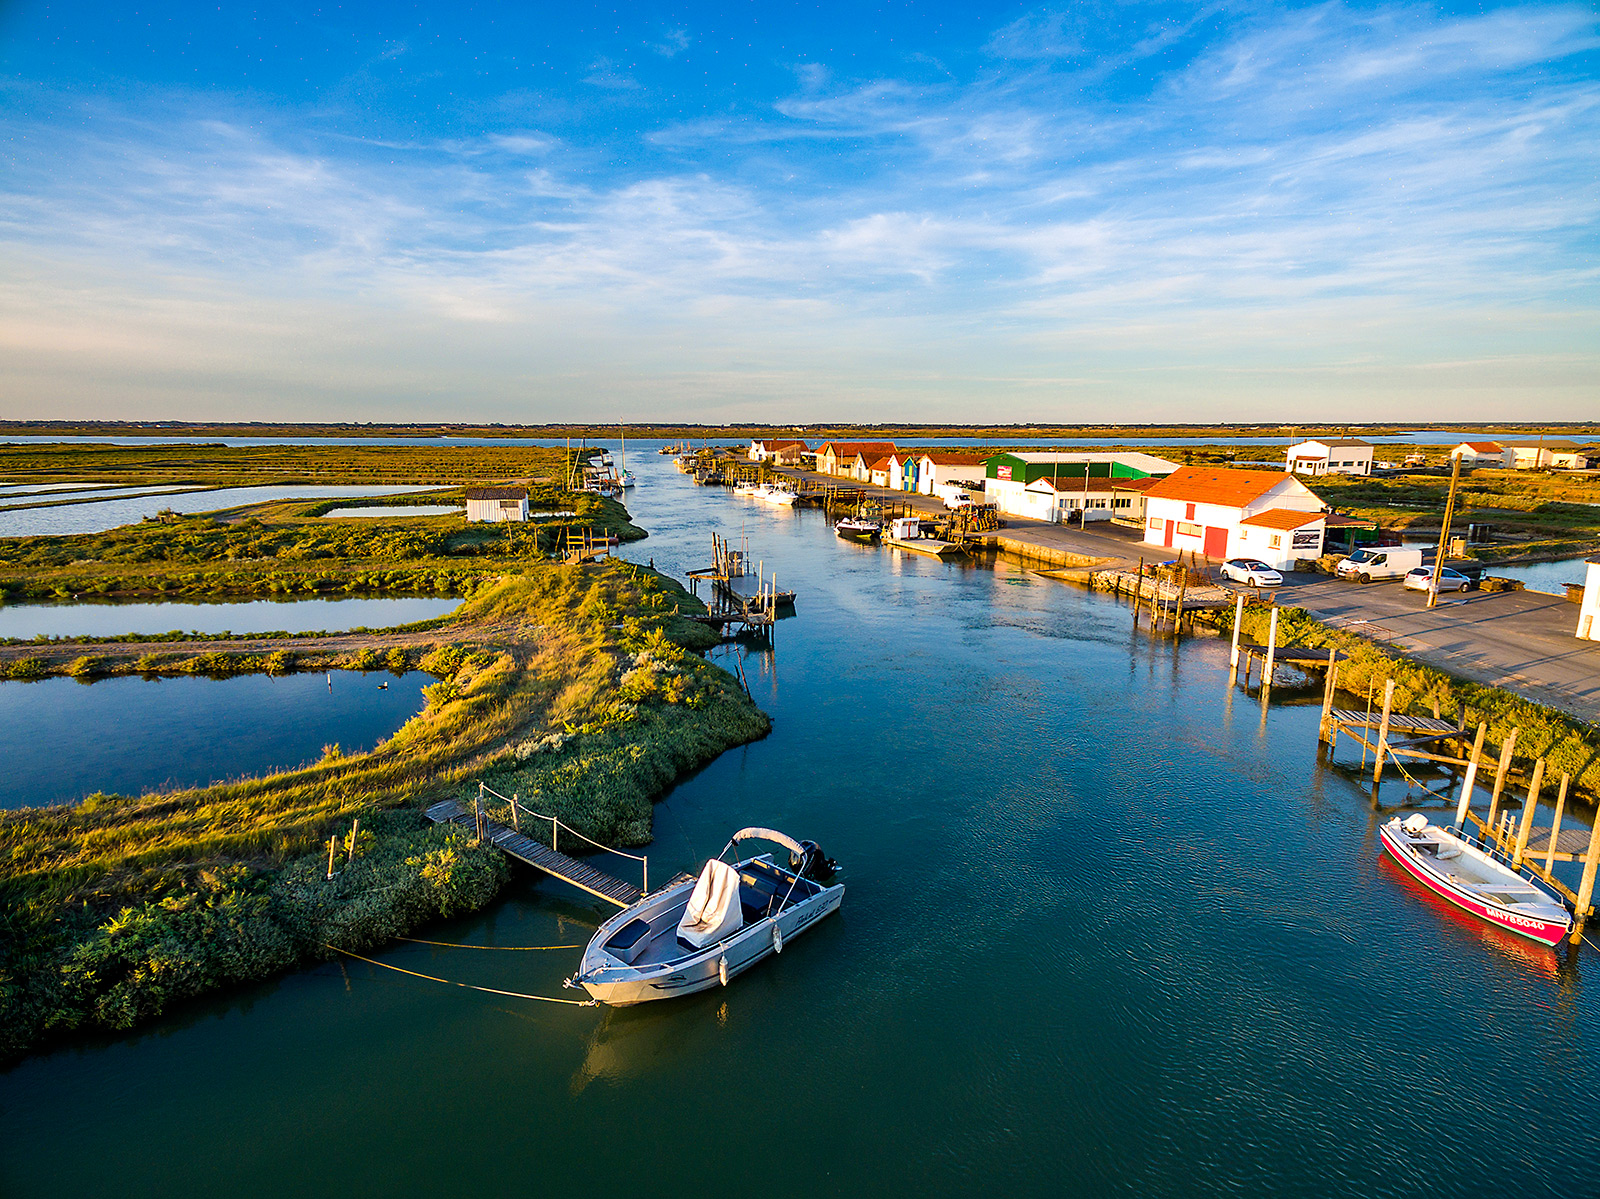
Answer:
883;516;963;558
835;517;880;542
1379;814;1572;947
571;829;843;1005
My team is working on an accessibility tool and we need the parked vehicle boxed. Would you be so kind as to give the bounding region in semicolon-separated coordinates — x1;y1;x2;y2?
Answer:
1336;547;1426;583
1402;566;1474;593
933;483;973;510
1220;558;1283;587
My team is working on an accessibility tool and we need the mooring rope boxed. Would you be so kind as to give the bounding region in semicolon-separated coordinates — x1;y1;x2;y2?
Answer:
326;944;597;1006
396;936;583;951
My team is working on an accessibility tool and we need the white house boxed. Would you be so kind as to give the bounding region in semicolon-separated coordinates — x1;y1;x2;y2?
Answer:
1449;441;1508;468
1577;558;1600;641
983;452;1178;518
749;438;809;464
1504;440;1590;470
816;441;896;477
464;486;529;523
1285;439;1374;476
867;456;894;488
916;452;992;495
1141;467;1327;569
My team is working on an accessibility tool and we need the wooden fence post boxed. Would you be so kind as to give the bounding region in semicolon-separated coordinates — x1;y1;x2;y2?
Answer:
1229;593;1245;674
1262;607;1280;699
1372;678;1395;785
1570;818;1600;946
1453;723;1488;829
1486;728;1519;830
1512;757;1545;868
1319;656;1339;746
1543;774;1569;874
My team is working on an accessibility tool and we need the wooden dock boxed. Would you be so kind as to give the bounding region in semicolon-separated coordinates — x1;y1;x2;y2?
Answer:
426;798;645;908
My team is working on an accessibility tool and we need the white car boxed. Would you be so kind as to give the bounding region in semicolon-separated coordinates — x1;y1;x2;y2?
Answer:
1403;566;1473;593
1221;559;1283;587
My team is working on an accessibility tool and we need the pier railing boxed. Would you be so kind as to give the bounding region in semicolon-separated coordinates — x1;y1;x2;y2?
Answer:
476;781;649;895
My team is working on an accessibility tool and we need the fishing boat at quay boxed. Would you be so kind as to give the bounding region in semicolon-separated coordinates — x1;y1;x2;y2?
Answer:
835;516;880;542
1379;814;1573;946
571;828;842;1005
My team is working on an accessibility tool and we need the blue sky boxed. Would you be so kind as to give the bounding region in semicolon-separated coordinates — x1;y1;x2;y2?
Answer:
1;1;1595;423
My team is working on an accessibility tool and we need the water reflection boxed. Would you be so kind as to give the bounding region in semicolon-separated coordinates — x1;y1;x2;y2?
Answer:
0;595;460;640
0;671;431;808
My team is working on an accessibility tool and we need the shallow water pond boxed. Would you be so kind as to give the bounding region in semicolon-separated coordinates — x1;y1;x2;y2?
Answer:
0;485;445;537
1482;556;1592;594
321;505;464;519
0;595;460;641
0;671;431;809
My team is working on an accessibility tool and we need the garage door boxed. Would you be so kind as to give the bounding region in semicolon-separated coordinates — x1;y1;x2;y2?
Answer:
1203;526;1228;560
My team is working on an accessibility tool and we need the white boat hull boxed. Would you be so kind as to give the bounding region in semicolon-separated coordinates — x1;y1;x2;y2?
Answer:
577;859;843;1005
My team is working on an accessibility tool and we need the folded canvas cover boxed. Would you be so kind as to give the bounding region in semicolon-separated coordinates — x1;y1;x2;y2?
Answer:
677;859;743;948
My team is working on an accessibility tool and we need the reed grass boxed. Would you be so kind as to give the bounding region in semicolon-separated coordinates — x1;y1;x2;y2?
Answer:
0;562;762;1060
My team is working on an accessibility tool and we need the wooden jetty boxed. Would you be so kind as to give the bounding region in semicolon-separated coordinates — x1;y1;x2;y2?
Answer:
1316;674;1600;945
563;527;616;565
426;789;692;907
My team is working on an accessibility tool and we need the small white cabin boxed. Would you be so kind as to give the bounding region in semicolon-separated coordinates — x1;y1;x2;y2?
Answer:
1578;558;1600;642
1285;439;1374;477
464;487;529;522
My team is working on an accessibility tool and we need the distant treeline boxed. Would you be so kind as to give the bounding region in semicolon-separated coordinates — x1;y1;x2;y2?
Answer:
5;420;1599;441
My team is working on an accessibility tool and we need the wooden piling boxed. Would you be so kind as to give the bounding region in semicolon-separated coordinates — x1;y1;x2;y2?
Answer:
1262;607;1279;697
1319;656;1338;745
1511;757;1545;868
1229;593;1244;674
1486;728;1519;830
1453;722;1488;828
1372;678;1395;785
1571;817;1600;946
1543;773;1569;873
346;818;360;863
326;836;337;880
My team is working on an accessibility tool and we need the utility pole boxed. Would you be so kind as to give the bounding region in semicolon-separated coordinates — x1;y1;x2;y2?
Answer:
1427;452;1463;609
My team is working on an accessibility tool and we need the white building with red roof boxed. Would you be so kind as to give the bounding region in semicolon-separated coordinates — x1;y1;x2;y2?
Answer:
1142;466;1328;568
1449;441;1509;468
1285;438;1374;476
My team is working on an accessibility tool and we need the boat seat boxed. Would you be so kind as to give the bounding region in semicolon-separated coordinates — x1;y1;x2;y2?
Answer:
607;918;654;964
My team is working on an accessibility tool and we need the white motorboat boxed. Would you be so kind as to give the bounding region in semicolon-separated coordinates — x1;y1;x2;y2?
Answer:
732;481;761;496
1379;814;1572;947
834;517;880;542
619;470;636;489
758;485;798;506
571;829;843;1005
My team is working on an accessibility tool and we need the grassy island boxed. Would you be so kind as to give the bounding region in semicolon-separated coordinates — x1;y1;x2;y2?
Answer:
0;476;771;1061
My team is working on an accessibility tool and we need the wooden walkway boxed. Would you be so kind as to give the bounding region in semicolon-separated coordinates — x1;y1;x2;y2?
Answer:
1327;709;1459;736
425;799;642;908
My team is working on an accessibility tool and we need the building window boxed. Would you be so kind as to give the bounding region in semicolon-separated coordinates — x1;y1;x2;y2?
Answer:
1185;503;1196;520
1147;516;1162;530
1270;534;1283;549
1177;521;1202;537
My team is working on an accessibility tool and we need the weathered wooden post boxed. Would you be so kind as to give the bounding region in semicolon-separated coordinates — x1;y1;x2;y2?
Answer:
1319;659;1340;748
509;792;520;832
346;818;360;863
326;836;338;880
1262;606;1280;700
1229;593;1245;676
1511;757;1545;868
1570;817;1600;946
1372;678;1396;785
1453;723;1488;829
1486;728;1519;830
1542;773;1569;873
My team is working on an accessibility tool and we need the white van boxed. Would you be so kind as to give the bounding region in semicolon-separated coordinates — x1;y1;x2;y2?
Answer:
1336;547;1426;583
933;483;973;510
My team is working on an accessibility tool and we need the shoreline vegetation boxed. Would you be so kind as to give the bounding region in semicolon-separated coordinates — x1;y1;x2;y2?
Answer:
0;455;772;1063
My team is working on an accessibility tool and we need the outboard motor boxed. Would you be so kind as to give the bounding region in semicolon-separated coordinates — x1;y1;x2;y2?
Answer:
790;840;838;883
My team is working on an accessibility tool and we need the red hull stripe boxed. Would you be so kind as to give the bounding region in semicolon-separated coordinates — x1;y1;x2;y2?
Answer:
1380;828;1569;948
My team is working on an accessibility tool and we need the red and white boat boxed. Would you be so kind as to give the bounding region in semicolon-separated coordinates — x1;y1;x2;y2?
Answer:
1380;814;1572;947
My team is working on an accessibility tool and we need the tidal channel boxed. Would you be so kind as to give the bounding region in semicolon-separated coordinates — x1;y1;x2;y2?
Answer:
1;448;1596;1197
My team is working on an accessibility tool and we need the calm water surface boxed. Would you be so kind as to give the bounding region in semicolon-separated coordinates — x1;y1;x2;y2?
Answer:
0;486;445;537
1484;556;1593;594
322;505;464;519
0;595;460;640
0;671;431;808
2;453;1596;1196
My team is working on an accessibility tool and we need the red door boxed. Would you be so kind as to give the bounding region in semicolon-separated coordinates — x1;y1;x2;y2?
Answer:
1163;519;1175;548
1203;525;1228;560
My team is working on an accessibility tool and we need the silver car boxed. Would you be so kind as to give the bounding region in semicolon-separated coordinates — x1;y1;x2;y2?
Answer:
1221;558;1283;587
1403;566;1473;593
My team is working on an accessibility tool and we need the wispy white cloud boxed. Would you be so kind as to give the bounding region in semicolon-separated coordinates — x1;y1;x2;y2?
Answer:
0;3;1596;420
